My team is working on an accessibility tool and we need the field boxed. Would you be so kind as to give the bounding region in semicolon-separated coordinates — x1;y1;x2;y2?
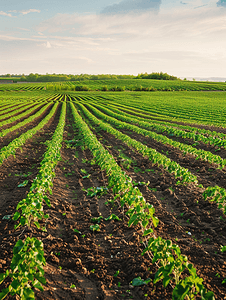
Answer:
0;87;226;300
1;78;226;92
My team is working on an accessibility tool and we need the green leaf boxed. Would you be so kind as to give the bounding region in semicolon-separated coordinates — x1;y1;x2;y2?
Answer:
152;216;159;227
13;212;20;221
128;214;138;227
163;276;171;288
91;216;103;223
0;272;8;284
34;274;46;285
221;245;226;253
143;228;153;236
131;277;151;286
34;221;41;229
105;214;121;221
90;224;100;232
11;279;20;290
21;287;35;300
18;180;29;187
73;228;81;234
0;287;10;300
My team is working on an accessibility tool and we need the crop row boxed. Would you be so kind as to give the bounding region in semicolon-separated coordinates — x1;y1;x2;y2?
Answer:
86;102;226;168
0;102;36;120
0;102;53;138
0;102;44;129
92;97;226;140
0;100;59;166
90;92;226;127
0;101;66;299
76;101;198;184
70;99;214;299
75;98;226;215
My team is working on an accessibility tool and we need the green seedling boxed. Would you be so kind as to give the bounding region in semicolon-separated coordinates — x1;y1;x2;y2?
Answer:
82;174;91;179
80;168;88;174
90;224;100;232
133;181;149;186
114;270;120;277
18;180;29;188
105;214;121;221
22;172;32;178
131;277;151;286
91;216;103;223
220;245;226;252
86;186;108;197
70;284;76;289
73;228;81;234
148;187;157;192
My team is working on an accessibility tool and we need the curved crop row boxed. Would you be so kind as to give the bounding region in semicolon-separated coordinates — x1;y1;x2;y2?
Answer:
76;101;198;184
93;98;226;141
70;100;214;300
0;103;25;115
0;102;52;138
79;99;226;215
0;102;35;120
86;102;226;168
0;103;44;128
92;93;226;127
0;101;59;166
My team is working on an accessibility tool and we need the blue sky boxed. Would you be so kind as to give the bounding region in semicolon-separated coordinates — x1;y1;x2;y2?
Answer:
0;0;226;78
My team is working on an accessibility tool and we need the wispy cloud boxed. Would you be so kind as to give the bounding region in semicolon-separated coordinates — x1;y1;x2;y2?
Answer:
101;0;162;14
17;27;31;32
0;11;13;17
21;9;41;15
8;9;41;15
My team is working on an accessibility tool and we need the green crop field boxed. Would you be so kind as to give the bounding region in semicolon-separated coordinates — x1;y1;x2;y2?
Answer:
0;85;225;299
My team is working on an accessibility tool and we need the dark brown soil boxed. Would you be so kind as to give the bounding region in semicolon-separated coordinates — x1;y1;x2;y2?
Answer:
0;102;226;300
0;103;54;148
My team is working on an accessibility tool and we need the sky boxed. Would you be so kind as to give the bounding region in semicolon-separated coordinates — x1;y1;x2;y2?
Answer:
0;0;226;78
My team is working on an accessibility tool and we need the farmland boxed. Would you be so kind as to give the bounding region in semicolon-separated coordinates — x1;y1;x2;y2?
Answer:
0;85;226;299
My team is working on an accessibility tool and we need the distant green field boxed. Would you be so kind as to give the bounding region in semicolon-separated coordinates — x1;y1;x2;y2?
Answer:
67;90;226;127
65;78;226;91
0;79;226;92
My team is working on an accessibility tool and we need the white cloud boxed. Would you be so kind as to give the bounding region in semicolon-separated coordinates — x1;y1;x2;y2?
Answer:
8;9;41;15
1;1;226;77
21;9;41;15
17;27;31;32
46;41;51;48
0;11;13;17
